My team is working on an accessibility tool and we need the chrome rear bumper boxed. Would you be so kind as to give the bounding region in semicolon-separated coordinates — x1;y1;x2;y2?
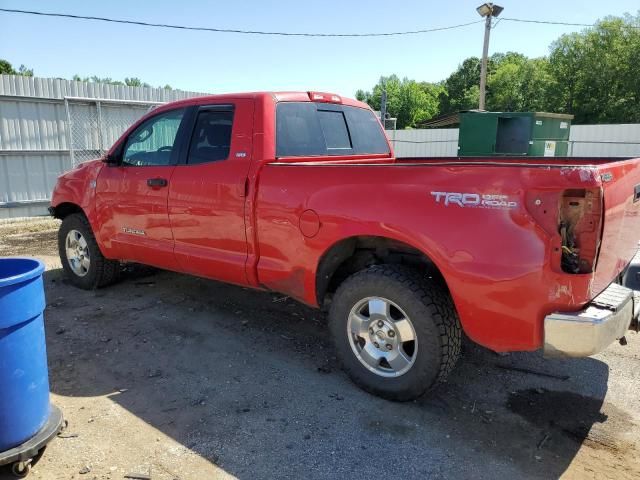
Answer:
544;283;638;358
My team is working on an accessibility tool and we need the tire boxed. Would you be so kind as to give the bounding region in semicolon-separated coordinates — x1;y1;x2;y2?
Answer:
58;213;120;289
328;265;462;401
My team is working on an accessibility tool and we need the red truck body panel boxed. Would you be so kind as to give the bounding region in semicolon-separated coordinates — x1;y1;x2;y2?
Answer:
50;92;640;353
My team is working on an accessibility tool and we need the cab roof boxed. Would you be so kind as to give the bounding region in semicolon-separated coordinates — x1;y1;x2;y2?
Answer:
152;91;369;112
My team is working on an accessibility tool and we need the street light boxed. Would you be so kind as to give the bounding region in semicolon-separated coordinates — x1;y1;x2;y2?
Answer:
476;3;503;110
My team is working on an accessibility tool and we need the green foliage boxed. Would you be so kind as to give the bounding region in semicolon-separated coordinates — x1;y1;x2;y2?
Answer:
358;75;443;128
0;59;33;76
0;59;13;75
17;65;34;76
487;55;554;112
71;74;169;90
439;57;481;113
548;14;640;123
357;12;640;127
124;77;151;88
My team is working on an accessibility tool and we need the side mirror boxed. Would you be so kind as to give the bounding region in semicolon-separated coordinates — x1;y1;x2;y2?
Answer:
103;153;118;165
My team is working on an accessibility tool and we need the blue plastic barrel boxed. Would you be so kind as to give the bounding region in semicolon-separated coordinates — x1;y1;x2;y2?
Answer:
0;257;50;452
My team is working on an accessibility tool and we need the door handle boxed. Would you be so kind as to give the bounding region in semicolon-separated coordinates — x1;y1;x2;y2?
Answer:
147;178;168;188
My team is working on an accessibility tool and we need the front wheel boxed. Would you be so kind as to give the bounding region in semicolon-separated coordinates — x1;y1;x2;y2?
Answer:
58;213;120;289
329;265;462;401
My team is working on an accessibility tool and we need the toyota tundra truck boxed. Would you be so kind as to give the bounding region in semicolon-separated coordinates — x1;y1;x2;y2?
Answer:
49;91;640;401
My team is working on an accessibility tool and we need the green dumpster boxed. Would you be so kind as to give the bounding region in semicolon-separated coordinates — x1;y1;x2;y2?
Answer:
458;111;573;157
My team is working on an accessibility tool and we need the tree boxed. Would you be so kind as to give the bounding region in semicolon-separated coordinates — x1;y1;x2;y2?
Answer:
0;59;13;75
71;74;166;89
441;52;549;113
548;13;640;123
72;75;124;85
0;59;33;76
439;57;481;113
124;77;151;88
356;75;442;128
355;89;370;103
487;55;554;112
17;65;34;77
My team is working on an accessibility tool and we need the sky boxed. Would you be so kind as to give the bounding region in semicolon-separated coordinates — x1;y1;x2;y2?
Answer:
1;0;638;96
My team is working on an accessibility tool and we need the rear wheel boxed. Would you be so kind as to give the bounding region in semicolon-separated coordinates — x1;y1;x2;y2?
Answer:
58;213;120;289
329;265;461;401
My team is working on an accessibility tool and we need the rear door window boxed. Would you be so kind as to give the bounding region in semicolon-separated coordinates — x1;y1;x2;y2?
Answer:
276;103;389;158
275;103;325;157
187;109;234;164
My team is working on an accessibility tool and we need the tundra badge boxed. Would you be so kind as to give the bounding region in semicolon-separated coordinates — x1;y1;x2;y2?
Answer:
122;227;146;236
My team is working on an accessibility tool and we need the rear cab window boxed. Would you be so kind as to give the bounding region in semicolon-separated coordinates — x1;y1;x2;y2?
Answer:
276;102;389;158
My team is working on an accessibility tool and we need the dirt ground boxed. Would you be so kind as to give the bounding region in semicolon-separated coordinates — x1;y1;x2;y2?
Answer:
1;218;639;480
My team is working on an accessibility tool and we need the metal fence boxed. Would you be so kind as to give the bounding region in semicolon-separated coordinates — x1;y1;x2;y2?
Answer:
386;128;459;157
64;97;162;165
2;74;640;218
0;75;208;218
385;124;640;158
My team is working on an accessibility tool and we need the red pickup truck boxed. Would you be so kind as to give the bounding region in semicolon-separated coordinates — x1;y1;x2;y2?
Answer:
50;91;640;400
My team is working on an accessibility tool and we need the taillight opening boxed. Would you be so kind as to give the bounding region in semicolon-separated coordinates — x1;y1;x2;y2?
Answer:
559;188;603;274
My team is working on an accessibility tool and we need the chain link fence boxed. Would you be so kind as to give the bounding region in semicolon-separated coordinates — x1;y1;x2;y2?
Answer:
64;97;163;165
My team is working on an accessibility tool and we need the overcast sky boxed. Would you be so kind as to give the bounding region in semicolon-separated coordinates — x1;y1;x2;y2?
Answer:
1;0;638;96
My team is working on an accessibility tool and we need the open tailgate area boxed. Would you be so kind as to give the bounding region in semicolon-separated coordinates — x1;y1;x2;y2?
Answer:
593;158;640;294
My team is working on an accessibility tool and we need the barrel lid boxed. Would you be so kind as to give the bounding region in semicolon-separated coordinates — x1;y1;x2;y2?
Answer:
0;257;46;287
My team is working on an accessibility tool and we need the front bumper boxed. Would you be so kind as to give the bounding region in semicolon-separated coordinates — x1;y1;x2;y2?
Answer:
544;282;639;357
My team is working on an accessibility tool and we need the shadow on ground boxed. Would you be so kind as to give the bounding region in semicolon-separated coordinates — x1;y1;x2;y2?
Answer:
1;265;625;479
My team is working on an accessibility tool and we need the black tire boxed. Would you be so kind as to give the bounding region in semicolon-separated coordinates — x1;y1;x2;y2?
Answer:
329;265;462;401
58;213;120;289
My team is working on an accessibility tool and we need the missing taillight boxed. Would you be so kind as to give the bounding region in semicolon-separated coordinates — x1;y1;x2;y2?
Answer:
559;188;603;274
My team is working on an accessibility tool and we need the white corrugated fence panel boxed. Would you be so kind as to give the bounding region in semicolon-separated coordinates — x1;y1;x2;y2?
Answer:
0;75;208;102
0;75;210;217
569;124;640;157
385;129;459;157
0;152;71;202
386;125;640;158
100;104;150;147
0;100;69;150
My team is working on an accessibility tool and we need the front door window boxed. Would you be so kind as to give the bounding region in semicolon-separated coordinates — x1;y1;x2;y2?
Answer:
122;109;185;166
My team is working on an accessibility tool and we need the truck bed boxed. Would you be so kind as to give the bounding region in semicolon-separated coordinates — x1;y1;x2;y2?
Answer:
257;155;640;351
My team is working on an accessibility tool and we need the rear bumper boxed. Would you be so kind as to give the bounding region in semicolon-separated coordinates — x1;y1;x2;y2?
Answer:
544;282;638;357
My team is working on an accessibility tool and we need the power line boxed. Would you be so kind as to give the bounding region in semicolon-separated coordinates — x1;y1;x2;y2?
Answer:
503;17;596;27
0;8;483;37
3;8;637;39
502;17;640;28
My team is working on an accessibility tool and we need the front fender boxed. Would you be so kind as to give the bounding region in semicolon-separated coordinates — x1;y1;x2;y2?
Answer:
51;160;104;230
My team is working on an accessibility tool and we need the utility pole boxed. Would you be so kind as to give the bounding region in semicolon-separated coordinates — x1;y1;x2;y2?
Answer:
380;89;387;125
476;3;503;110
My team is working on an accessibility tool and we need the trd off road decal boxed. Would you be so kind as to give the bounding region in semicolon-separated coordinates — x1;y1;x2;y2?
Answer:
430;192;518;209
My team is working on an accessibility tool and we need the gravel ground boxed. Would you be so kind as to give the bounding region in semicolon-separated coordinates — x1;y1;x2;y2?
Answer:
0;218;639;480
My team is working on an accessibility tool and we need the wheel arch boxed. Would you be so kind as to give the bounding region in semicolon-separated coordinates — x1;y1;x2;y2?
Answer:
50;202;85;220
315;235;450;307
